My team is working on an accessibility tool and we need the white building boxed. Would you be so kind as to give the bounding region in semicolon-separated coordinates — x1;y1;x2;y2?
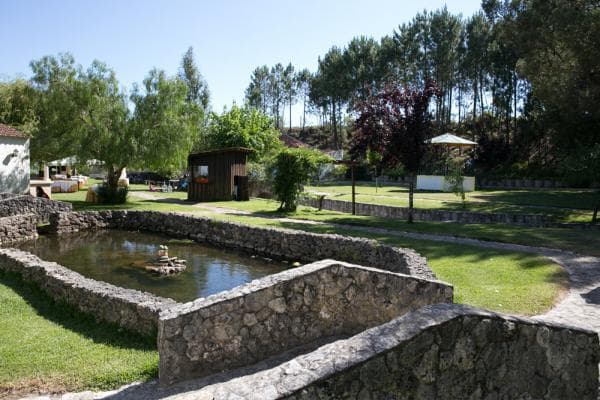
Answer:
0;124;30;194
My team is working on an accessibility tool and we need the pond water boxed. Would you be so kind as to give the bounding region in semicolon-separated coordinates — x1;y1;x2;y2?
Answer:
18;230;287;303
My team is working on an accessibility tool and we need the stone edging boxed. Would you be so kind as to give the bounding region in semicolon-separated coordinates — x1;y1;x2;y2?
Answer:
0;213;38;245
299;197;555;227
0;193;72;223
49;210;435;279
158;259;453;385
0;248;177;337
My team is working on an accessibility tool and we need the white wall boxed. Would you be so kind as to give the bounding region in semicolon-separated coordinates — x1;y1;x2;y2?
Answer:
0;137;30;194
416;175;475;192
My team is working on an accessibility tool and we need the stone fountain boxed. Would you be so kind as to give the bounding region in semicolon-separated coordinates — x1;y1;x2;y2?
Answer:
145;245;187;275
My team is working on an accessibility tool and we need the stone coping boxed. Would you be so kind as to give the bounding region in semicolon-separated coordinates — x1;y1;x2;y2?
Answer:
50;210;435;279
76;303;599;399
158;259;453;385
160;259;450;321
0;248;177;337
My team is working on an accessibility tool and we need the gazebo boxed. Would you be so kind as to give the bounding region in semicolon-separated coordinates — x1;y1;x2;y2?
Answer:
417;133;477;192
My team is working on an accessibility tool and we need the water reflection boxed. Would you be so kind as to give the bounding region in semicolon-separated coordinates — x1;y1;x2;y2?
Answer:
18;230;286;302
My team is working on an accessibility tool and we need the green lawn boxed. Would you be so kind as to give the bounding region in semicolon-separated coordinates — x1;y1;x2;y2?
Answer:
0;272;157;396
206;198;600;257
305;182;599;223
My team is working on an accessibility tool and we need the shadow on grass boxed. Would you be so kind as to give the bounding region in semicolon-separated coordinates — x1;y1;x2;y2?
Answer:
0;271;156;351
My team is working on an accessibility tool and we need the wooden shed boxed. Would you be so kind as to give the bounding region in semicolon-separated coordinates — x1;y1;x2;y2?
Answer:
187;147;252;202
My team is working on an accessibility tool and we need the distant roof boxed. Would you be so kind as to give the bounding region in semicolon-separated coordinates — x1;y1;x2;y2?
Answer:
428;133;477;147
280;134;308;148
188;147;253;157
0;123;27;139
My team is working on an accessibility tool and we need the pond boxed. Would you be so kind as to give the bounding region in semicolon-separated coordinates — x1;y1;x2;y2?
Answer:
18;230;287;303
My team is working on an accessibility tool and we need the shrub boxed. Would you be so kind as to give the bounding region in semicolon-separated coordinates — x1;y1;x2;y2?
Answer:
267;148;331;212
97;184;128;204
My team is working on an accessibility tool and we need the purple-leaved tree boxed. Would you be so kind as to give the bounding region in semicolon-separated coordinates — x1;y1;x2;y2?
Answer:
350;81;441;223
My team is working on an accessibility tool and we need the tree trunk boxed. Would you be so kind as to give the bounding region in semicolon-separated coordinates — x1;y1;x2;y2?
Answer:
302;95;306;133
593;203;599;224
106;165;123;192
408;173;415;224
332;99;338;149
289;94;292;133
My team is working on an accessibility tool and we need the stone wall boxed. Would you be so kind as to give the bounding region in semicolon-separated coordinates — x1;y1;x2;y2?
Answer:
157;260;453;385
282;304;599;400
0;248;177;337
300;197;553;226
0;213;38;245
477;177;567;189
0;193;72;223
49;211;435;279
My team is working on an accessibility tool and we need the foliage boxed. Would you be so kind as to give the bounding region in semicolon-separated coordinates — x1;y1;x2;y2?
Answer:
350;81;440;222
96;184;128;204
178;46;210;109
14;53;202;192
446;159;466;207
267;148;331;211
0;79;38;136
200;105;282;161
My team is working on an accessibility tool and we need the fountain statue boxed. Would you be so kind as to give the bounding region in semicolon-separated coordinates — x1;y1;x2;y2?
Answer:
145;245;187;275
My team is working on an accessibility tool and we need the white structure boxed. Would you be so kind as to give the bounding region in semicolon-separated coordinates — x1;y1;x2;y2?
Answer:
417;175;475;192
0;124;30;194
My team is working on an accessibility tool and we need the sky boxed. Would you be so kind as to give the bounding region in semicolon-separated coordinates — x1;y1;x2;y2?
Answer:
1;0;482;125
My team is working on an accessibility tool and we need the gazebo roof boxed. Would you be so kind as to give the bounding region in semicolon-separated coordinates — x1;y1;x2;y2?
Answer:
428;133;477;147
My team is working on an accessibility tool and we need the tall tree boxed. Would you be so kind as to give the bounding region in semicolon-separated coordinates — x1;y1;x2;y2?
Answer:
350;81;440;223
282;63;296;132
269;63;286;129
245;65;271;113
178;46;210;109
295;68;312;132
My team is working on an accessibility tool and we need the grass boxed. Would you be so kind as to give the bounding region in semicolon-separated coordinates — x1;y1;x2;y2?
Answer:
206;198;600;257
0;271;157;396
197;211;567;315
305;182;599;223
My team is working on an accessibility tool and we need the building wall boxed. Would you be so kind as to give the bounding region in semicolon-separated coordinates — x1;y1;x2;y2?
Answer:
0;137;30;194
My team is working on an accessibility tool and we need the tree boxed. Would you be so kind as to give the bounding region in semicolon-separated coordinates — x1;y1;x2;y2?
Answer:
283;63;296;132
267;147;331;212
26;54;200;199
245;65;271;113
269;63;286;129
350;81;440;223
29;53;82;162
200;105;282;161
310;47;349;149
128;68;201;183
178;46;210;109
295;68;312;132
0;79;38;136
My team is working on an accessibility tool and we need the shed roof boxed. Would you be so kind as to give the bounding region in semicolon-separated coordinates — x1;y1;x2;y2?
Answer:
0;123;27;139
188;147;253;158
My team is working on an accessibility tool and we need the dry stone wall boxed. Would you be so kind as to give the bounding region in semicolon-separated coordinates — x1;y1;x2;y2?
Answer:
0;248;177;337
0;193;72;223
49;211;435;279
282;304;599;400
157;260;453;385
0;214;37;245
300;197;553;226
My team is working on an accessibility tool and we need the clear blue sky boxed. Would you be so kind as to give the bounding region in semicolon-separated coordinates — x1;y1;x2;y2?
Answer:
1;0;482;124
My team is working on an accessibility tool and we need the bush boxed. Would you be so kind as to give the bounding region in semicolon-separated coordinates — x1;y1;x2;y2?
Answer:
267;148;331;212
97;184;128;204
